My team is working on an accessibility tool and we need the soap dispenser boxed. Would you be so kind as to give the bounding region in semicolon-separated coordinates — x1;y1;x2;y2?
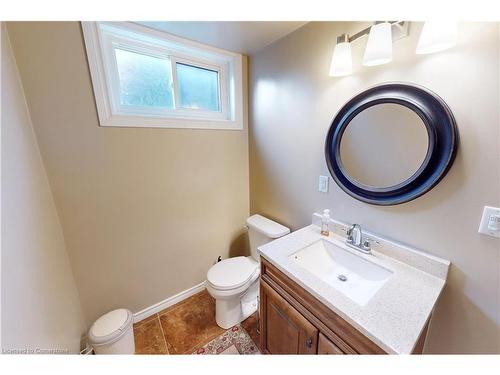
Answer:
321;209;330;236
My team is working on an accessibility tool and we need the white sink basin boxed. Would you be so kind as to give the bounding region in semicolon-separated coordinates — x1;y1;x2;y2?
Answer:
290;239;393;306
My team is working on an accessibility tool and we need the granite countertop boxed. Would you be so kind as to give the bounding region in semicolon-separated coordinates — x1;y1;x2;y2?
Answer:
258;218;450;354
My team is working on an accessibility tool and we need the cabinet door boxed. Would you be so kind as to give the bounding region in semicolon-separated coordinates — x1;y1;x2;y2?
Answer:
318;333;345;354
260;280;318;354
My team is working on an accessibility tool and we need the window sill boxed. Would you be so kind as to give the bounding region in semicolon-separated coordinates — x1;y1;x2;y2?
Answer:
98;114;243;130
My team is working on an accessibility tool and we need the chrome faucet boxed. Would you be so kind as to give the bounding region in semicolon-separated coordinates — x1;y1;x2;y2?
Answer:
346;224;372;254
346;224;362;246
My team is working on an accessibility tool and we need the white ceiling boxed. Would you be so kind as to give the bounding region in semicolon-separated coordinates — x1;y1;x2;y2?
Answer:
137;21;307;55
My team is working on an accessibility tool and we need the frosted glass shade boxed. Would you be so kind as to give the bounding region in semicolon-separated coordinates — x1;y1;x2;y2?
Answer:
363;22;393;67
329;42;352;77
416;22;457;54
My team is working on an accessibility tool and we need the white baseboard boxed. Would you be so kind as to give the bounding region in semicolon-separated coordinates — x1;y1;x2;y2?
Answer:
132;281;206;323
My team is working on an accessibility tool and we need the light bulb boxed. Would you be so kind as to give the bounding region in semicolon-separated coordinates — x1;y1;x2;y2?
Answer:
416;21;458;54
363;22;393;67
329;36;352;77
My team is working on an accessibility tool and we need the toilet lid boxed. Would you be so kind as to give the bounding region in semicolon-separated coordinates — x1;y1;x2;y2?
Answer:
207;256;259;290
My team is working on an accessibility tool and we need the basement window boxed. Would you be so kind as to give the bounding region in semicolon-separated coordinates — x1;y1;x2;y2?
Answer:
82;22;243;130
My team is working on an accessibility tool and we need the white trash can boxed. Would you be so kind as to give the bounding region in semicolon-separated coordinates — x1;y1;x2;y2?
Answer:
88;309;135;354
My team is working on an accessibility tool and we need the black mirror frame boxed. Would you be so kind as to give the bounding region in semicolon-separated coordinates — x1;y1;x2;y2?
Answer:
325;83;459;206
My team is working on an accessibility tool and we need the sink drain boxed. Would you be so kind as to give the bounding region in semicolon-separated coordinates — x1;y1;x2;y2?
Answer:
337;274;348;282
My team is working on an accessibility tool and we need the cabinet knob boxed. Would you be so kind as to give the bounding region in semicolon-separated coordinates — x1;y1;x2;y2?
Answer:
305;338;313;348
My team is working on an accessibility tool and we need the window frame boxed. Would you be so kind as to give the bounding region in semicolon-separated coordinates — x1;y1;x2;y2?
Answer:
82;22;243;130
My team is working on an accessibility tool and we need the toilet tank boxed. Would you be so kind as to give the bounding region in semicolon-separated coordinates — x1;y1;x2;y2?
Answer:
246;215;290;261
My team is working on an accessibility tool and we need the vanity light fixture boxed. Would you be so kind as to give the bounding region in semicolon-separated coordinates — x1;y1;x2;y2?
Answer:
329;34;353;77
416;21;458;54
329;21;406;77
329;22;459;77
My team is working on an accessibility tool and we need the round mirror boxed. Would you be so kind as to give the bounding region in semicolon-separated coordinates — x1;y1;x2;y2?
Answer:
339;103;429;188
325;83;459;206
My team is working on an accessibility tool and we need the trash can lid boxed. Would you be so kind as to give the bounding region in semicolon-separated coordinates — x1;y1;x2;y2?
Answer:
88;308;133;345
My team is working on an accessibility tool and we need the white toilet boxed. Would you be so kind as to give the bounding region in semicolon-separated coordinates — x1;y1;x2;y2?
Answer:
206;214;290;329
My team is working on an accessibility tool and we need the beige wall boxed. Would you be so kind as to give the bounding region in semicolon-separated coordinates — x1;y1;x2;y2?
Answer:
1;25;85;353
249;22;500;353
7;22;250;325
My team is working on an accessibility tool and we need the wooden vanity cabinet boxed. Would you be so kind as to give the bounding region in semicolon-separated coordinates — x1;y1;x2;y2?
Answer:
259;257;428;354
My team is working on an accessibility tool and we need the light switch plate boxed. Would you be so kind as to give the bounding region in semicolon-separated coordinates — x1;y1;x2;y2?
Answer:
318;175;329;193
478;206;500;238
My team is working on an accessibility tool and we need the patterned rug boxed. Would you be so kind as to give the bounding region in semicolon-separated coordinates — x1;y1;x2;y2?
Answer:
193;324;260;355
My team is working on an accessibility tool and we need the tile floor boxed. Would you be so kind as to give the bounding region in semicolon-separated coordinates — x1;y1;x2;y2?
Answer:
133;289;260;354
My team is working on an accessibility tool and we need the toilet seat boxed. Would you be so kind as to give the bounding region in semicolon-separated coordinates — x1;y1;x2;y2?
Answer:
207;256;259;291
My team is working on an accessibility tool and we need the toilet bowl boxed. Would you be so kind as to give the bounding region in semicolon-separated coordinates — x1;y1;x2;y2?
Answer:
206;214;290;329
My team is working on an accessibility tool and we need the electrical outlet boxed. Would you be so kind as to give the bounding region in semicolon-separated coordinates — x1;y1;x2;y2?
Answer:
319;175;329;193
478;206;500;238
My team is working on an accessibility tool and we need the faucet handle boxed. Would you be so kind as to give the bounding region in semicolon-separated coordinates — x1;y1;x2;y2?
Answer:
363;237;380;249
362;240;371;251
346;226;354;243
